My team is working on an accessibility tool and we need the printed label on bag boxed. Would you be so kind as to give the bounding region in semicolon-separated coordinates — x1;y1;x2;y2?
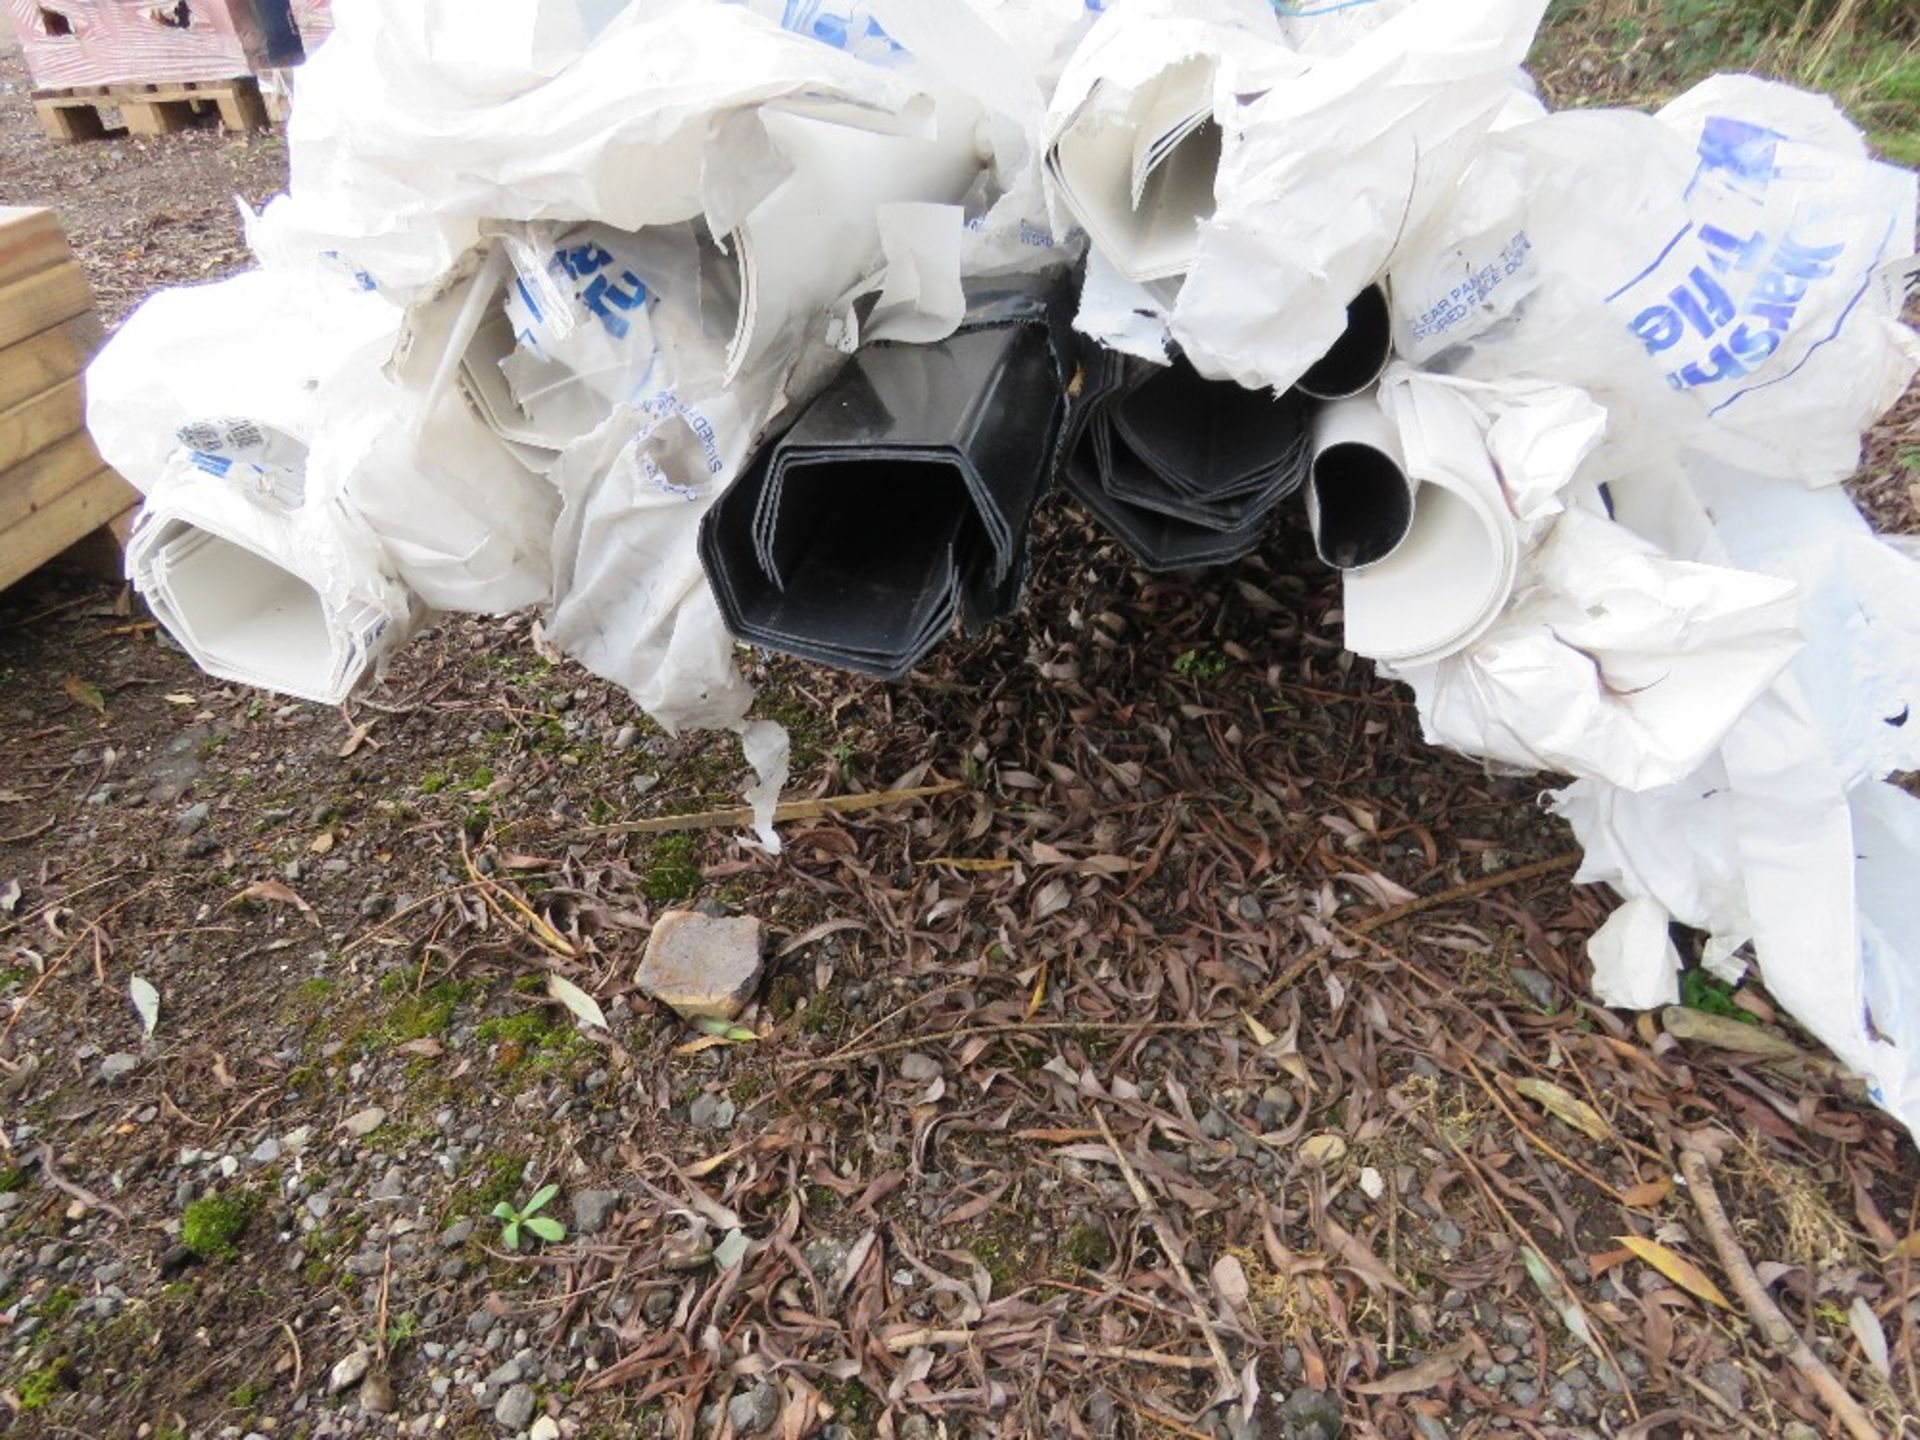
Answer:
1608;114;1902;415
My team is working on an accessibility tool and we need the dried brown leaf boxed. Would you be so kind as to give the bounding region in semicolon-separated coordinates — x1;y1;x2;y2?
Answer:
231;879;317;923
1616;1235;1731;1309
62;675;106;715
1660;1006;1804;1059
1514;1078;1610;1141
1351;1337;1473;1395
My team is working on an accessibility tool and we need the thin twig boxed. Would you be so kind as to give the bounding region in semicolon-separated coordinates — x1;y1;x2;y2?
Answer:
1093;1108;1237;1396
787;1018;1214;1073
36;1144;129;1224
1678;1148;1885;1440
556;782;961;841
880;1328;1214;1370
281;1319;303;1395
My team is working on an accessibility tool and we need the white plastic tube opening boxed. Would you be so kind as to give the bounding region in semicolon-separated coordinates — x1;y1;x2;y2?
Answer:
127;472;410;705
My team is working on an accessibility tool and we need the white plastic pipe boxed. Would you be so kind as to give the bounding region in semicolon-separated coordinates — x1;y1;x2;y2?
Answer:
720;97;985;383
1308;390;1415;571
1297;284;1393;401
127;462;413;704
1342;380;1520;667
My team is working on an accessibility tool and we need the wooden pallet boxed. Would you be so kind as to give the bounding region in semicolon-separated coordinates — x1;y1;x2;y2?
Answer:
0;208;137;593
32;74;269;141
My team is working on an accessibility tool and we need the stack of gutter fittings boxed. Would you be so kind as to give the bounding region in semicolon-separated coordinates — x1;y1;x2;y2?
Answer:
81;0;1920;1137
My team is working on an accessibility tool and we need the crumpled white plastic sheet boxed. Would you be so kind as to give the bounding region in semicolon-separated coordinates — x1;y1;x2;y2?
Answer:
1058;0;1549;392
1555;459;1920;1133
284;0;934;252
1392;73;1920;490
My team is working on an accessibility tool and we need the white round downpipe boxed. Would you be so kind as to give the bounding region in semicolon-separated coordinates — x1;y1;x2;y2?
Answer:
1341;379;1520;667
1297;284;1392;401
1308;388;1415;570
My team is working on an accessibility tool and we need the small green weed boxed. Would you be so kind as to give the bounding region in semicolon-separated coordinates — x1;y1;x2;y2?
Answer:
1174;648;1229;681
1680;968;1758;1023
18;1364;64;1410
35;1287;79;1322
642;834;702;905
492;1184;566;1251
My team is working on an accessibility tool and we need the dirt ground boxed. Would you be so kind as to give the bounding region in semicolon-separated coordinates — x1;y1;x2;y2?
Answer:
4;14;1920;1440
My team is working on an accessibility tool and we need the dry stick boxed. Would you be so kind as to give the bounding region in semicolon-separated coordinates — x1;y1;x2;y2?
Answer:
1121;1396;1216;1440
1454;1049;1630;1204
36;1144;129;1225
280;1319;303;1396
788;1018;1214;1073
1678;1148;1886;1440
557;782;962;841
1443;1135;1639;1419
880;1328;1214;1371
1249;851;1581;1013
1093;1108;1237;1396
461;836;576;960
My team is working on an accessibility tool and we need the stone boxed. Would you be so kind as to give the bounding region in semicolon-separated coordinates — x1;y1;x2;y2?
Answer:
329;1348;373;1394
372;1167;408;1201
250;1138;282;1165
898;1418;935;1440
572;1189;619;1235
359;1370;396;1415
530;1419;561;1440
635;910;765;1022
441;1218;477;1249
100;1054;138;1082
1277;1388;1343;1440
689;1093;736;1131
343;1106;387;1138
174;802;211;836
728;1381;780;1436
643;1289;678;1325
898;1052;941;1084
662;1230;714;1272
494;1382;537;1432
1509;967;1556;1010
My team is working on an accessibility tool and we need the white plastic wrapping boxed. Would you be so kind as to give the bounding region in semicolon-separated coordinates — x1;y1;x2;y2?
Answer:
284;0;938;255
1555;459;1920;1134
1167;0;1548;393
1392;74;1920;489
86;269;398;496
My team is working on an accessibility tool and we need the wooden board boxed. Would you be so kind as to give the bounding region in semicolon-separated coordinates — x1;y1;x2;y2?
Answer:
0;314;101;415
0;207;68;289
0;429;103;532
0;467;138;594
0;378;85;474
0;261;93;352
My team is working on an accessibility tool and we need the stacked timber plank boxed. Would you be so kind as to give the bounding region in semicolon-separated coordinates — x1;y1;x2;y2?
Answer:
0;207;135;592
